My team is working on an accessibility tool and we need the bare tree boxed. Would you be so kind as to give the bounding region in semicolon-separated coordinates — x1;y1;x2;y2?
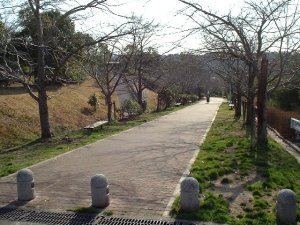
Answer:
179;0;300;148
83;41;133;122
0;0;130;139
207;55;248;118
124;16;162;109
165;53;207;93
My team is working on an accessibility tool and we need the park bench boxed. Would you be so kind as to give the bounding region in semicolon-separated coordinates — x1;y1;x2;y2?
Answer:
229;103;234;109
84;120;108;131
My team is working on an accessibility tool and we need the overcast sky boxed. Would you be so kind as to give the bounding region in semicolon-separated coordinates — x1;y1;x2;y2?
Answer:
74;0;245;53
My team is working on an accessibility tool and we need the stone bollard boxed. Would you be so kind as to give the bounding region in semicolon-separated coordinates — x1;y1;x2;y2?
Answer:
91;174;109;208
180;177;199;212
16;169;35;201
276;189;297;225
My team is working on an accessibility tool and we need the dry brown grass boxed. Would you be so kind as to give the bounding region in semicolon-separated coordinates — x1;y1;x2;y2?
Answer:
0;79;106;149
144;89;158;112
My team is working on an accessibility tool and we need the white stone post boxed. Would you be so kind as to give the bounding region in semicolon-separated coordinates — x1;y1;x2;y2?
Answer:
276;189;297;225
17;169;35;201
91;174;109;208
180;177;199;212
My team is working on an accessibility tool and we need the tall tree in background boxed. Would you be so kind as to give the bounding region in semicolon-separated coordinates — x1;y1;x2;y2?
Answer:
125;16;162;108
179;0;300;148
208;55;248;118
84;41;133;122
18;9;93;82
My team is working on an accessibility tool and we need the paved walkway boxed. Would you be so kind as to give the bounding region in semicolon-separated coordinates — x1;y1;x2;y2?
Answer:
0;98;223;219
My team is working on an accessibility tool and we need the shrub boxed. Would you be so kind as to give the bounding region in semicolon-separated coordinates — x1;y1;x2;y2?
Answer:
121;99;142;117
189;94;199;102
158;89;176;109
88;93;98;111
270;89;300;111
177;94;199;105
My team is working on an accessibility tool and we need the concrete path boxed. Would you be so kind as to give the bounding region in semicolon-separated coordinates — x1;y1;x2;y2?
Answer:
0;98;223;219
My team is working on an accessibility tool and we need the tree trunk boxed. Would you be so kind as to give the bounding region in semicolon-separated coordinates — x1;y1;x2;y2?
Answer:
106;95;113;122
250;101;256;150
156;95;161;111
234;82;242;117
137;73;143;107
235;89;242;118
242;99;247;123
36;1;52;139
38;89;51;139
257;55;268;147
246;64;258;150
246;68;256;125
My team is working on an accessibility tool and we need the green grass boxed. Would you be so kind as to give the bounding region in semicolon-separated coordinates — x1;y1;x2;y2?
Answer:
0;105;186;177
102;210;113;216
171;103;300;225
170;194;232;224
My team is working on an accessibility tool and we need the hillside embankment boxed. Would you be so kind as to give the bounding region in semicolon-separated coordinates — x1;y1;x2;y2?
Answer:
0;79;106;149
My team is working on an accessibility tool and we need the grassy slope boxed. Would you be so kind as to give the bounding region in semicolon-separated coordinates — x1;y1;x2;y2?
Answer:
0;79;106;149
171;103;300;225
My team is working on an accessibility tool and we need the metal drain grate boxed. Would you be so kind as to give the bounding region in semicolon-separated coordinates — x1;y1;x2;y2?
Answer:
0;207;31;221
98;218;193;225
0;207;196;225
23;211;96;225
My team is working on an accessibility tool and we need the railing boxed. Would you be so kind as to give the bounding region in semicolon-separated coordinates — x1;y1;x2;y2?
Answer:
290;118;300;132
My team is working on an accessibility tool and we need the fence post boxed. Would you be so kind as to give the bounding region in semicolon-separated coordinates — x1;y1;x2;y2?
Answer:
17;169;35;201
91;174;109;208
180;177;199;212
276;189;297;225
